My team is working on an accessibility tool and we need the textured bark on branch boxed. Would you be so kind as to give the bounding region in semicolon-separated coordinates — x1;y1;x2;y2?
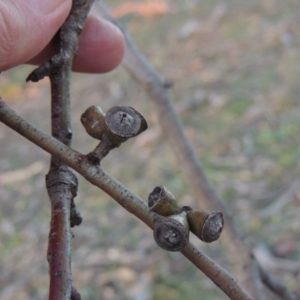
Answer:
96;2;298;300
27;1;94;299
0;98;253;300
0;1;297;299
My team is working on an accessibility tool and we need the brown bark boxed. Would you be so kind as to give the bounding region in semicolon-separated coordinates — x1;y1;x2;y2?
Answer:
96;2;264;298
27;1;94;299
0;97;253;300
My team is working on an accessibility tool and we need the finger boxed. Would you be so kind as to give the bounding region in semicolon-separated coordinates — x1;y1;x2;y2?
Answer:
0;0;72;71
74;16;125;73
28;16;125;73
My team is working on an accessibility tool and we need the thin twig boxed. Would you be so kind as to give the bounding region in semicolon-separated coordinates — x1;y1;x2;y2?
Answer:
0;98;253;300
86;135;116;164
27;1;94;299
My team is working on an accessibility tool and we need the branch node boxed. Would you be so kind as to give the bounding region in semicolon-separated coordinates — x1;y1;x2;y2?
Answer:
86;151;101;165
26;61;51;82
71;284;81;300
71;199;83;227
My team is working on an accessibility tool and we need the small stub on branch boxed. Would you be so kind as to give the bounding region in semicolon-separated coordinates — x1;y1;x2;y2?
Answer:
153;212;189;252
70;200;83;227
187;210;224;243
26;61;52;82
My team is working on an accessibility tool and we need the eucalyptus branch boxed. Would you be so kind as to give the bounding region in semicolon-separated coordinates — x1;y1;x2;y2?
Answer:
0;98;253;300
95;2;277;299
26;1;94;299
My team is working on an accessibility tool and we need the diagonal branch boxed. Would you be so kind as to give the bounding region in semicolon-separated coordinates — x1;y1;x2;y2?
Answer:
95;2;274;299
0;97;253;300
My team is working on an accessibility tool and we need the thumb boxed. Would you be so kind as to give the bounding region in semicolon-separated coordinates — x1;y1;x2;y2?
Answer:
0;0;71;71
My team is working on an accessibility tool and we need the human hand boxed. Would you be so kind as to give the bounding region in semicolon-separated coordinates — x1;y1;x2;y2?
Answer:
0;0;125;73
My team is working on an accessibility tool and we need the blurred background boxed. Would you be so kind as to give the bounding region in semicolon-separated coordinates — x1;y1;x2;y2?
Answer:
0;0;300;299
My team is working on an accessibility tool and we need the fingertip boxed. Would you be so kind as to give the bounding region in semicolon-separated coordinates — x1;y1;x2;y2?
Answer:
26;15;125;74
72;16;125;73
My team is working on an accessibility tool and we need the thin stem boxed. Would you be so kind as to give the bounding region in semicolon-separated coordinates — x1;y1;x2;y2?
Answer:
182;244;253;300
0;98;253;300
27;1;94;299
46;168;77;300
47;23;74;300
86;134;116;165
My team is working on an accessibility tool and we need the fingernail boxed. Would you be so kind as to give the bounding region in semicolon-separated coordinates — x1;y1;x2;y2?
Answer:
27;0;69;15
